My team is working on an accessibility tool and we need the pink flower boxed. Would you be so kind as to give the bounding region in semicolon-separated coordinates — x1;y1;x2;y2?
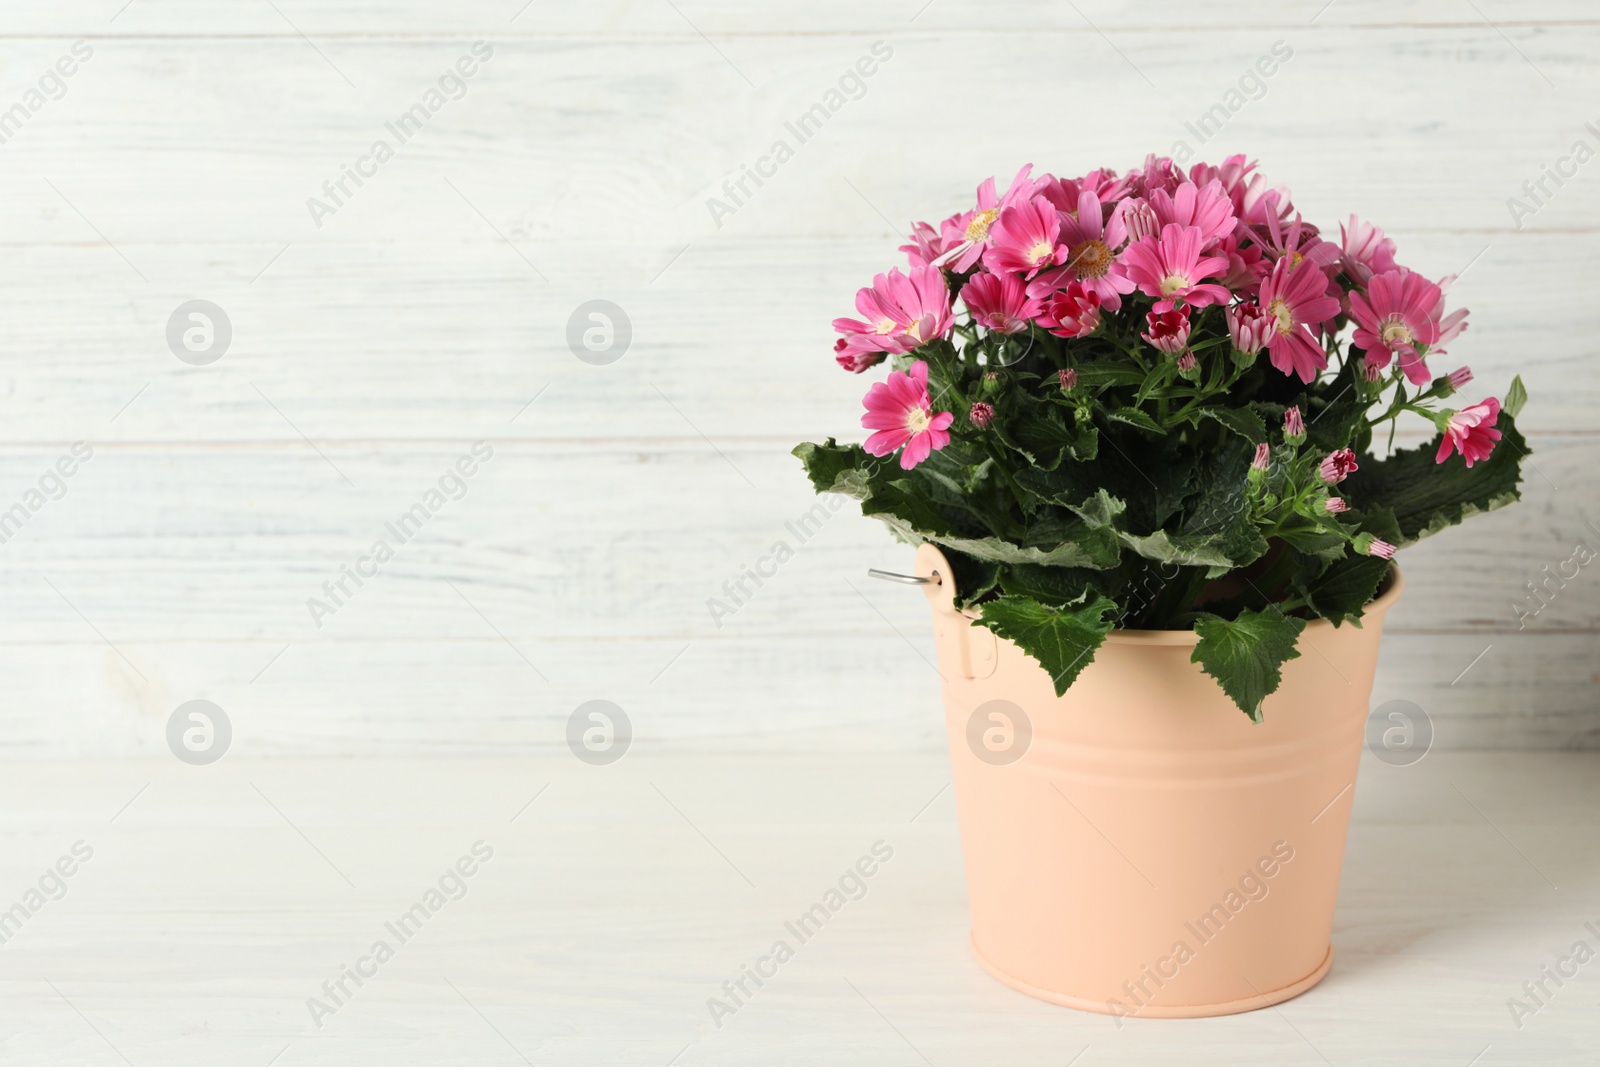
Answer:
1133;153;1184;198
1324;497;1350;514
1319;448;1359;484
1176;351;1198;375
1251;442;1271;471
1339;215;1397;286
1284;405;1305;441
861;360;955;470
1215;230;1266;289
835;338;885;374
1436;398;1502;468
933;165;1040;273
1145;179;1237;248
1028;190;1136;311
1227;301;1273;355
1121;224;1231;313
833;266;954;359
1447;366;1473;393
1356;534;1397;560
1257;206;1341;274
984;196;1069;277
1040;168;1135;212
899;214;965;269
1058;368;1078;392
1348;269;1445;386
968;401;994;429
1430;274;1470;357
1258;257;1341;383
1036;281;1101;338
960;272;1041;335
1142;306;1191;354
1117;198;1160;243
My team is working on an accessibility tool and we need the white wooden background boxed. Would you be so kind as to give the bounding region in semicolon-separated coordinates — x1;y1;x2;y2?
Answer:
0;0;1596;757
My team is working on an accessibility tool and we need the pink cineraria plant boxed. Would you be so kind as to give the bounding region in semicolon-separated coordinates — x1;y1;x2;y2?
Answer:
798;155;1530;721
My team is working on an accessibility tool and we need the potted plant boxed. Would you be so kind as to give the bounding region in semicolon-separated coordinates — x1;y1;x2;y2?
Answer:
794;156;1528;1018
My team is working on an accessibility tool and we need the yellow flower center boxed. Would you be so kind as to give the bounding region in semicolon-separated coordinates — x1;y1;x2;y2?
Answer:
1159;273;1191;297
1069;239;1112;279
904;406;932;434
1380;320;1413;347
874;317;896;335
904;317;927;345
1268;297;1294;334
966;208;999;242
1026;239;1055;267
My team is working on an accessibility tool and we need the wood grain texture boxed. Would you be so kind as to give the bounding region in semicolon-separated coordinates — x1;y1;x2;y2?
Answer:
0;752;1595;1065
0;3;1594;755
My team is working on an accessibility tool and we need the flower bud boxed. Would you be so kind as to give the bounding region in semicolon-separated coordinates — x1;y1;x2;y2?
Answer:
1058;368;1078;393
1283;405;1305;445
1324;497;1349;514
1353;532;1396;559
1142;306;1191;354
1120;198;1160;243
968;401;994;429
1444;366;1473;395
1319;448;1359;485
1226;302;1272;357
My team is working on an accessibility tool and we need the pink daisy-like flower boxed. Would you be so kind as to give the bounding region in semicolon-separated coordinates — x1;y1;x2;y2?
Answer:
1257;205;1341;274
1215;230;1266;289
1339;215;1397;286
960;272;1041;334
932;164;1040;273
1145;179;1237;249
983;197;1069;277
1133;153;1185;199
1348;269;1445;386
1227;301;1274;356
1036;281;1101;338
1436;397;1502;468
1040;168;1136;213
1028;190;1137;311
1142;306;1191;354
1258;257;1342;383
861;360;954;471
1319;448;1359;484
833;266;953;360
899;214;965;269
1430;274;1471;357
1121;224;1231;313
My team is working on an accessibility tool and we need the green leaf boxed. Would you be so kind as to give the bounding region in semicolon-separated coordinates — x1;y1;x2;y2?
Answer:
1103;406;1163;434
1342;412;1528;545
1071;363;1147;389
1191;607;1307;722
977;593;1119;696
1504;375;1528;419
1194;406;1267;445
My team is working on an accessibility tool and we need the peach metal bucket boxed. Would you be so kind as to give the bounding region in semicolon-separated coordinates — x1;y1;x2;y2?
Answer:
914;542;1402;1018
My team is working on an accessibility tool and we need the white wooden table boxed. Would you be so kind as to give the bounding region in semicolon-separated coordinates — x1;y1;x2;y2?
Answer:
1;750;1595;1065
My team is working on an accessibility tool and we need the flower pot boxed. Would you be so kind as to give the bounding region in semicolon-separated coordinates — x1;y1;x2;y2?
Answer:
914;541;1403;1019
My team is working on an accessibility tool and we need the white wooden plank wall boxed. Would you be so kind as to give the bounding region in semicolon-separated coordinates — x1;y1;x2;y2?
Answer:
0;1;1594;756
